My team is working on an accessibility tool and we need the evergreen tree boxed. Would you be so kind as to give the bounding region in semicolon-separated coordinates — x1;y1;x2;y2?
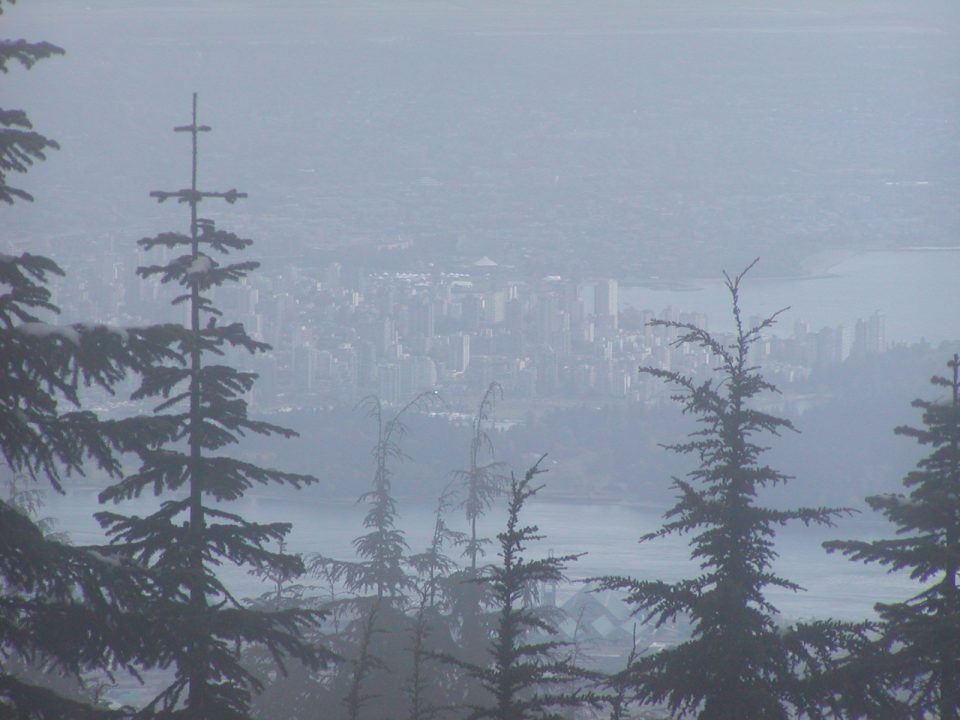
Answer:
242;540;334;720
448;457;592;720
408;487;466;614
322;393;438;600
406;487;468;720
447;383;507;696
307;392;439;720
96;94;326;719
1;6;175;715
0;322;164;716
0;476;116;711
454;382;507;571
0;0;62;206
825;353;960;719
596;261;858;719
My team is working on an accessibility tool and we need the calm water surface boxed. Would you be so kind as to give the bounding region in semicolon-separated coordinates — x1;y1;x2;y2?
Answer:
47;487;917;623
622;249;960;343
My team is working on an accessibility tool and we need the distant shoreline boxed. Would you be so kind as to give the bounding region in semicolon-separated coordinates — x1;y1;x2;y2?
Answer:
623;246;960;292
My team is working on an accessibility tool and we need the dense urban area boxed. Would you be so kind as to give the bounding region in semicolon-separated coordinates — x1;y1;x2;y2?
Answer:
56;246;892;413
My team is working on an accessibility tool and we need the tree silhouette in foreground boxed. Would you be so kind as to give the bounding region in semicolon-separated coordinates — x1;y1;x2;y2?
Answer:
0;247;172;720
1;5;175;715
0;0;62;205
0;247;170;719
825;353;960;719
96;94;326;718
446;457;592;720
596;261;858;719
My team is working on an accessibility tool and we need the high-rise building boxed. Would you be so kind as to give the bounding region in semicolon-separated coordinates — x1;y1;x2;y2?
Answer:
357;340;377;387
451;332;471;374
867;311;886;354
536;348;559;395
292;344;317;392
411;295;435;339
853;311;886;356
484;289;507;324
536;293;560;345
379;316;399;359
594;279;619;329
815;325;846;364
461;294;483;332
506;297;525;336
324;262;342;290
659;305;679;339
377;362;401;406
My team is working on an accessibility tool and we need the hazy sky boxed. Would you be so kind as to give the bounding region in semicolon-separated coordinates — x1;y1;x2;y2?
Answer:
7;1;960;277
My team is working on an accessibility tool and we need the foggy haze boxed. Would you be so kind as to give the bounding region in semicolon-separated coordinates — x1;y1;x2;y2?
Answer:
8;0;960;585
4;1;960;715
7;1;959;282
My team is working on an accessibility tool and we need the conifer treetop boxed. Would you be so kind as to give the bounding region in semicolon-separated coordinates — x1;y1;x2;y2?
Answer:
95;93;326;719
440;457;596;720
595;262;861;719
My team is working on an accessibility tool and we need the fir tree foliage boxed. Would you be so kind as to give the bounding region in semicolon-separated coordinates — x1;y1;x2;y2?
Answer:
407;485;467;611
311;392;439;602
1;251;174;491
0;0;63;205
454;382;507;570
443;384;509;701
596;261;856;719
825;353;960;719
95;94;325;719
240;537;336;720
1;7;177;716
305;392;442;720
449;457;592;720
406;487;467;720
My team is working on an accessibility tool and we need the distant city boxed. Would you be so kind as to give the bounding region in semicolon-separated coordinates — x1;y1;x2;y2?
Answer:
51;246;894;414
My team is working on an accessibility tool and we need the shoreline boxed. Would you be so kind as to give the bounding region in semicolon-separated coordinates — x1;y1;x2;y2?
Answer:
623;246;959;292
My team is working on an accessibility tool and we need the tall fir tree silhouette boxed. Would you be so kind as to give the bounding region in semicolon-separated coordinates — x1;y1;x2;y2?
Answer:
1;4;178;715
96;94;327;719
825;353;960;719
446;458;593;720
596;261;860;719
